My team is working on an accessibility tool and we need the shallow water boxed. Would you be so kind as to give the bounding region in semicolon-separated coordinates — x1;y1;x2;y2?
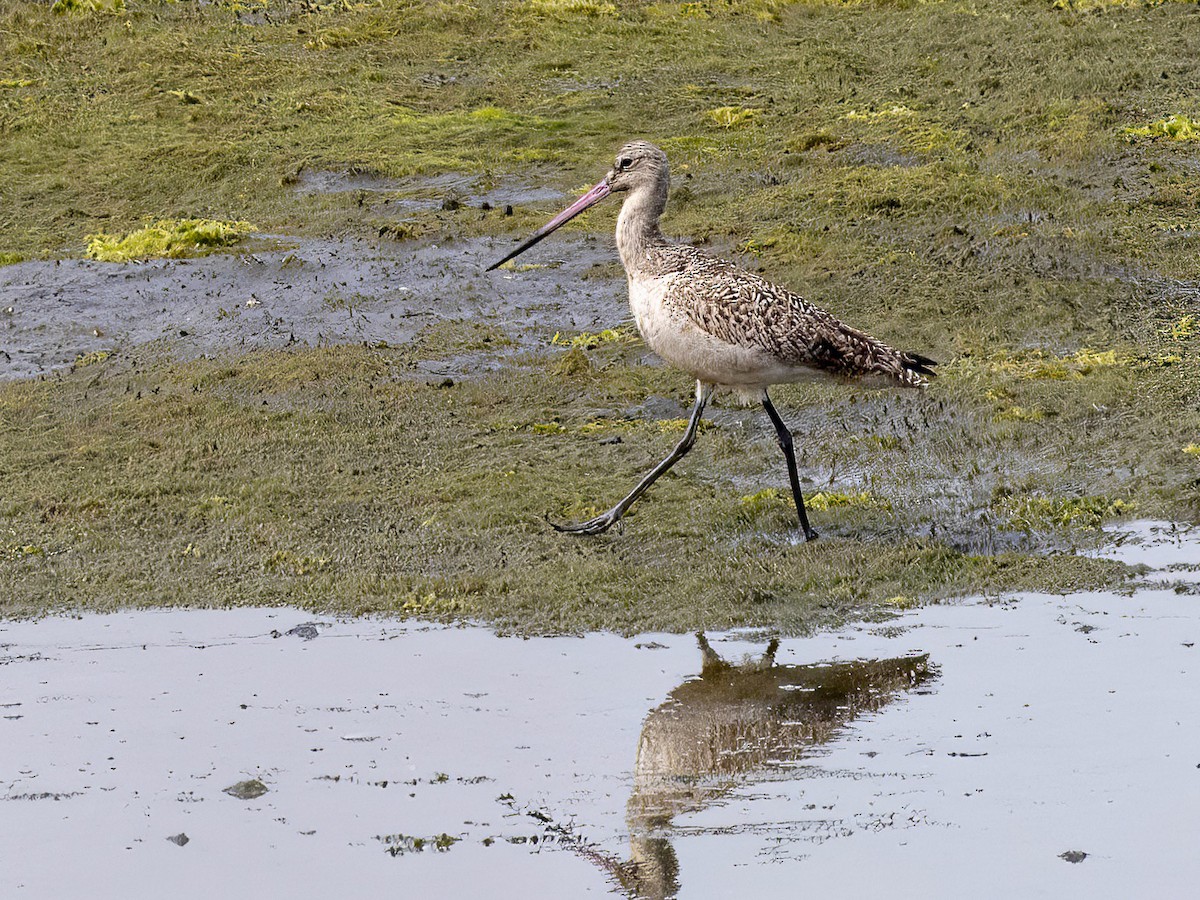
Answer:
2;521;1197;898
0;233;622;381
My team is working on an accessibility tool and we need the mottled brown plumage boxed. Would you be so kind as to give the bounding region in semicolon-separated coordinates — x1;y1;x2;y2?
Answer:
605;140;936;394
645;244;936;388
487;139;937;539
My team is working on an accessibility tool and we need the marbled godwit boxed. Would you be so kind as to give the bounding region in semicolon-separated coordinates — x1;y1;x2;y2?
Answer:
487;140;937;540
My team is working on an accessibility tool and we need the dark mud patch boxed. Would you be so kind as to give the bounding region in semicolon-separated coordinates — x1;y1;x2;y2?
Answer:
0;235;622;382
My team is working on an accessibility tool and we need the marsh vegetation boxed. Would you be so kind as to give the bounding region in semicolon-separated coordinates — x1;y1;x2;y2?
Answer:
1;0;1198;630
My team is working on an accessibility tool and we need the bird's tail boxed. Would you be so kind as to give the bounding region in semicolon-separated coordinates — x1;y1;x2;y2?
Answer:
823;320;938;388
900;351;938;386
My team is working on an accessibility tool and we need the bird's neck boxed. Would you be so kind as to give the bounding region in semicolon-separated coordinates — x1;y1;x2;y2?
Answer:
615;180;668;274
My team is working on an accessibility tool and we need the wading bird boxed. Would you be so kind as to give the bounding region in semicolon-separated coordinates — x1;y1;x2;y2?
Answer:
487;141;936;540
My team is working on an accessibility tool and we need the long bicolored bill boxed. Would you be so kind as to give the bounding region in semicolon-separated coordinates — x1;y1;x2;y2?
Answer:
485;179;611;271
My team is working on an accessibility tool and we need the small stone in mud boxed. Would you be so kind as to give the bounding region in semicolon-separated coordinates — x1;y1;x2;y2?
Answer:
599;435;623;445
285;623;321;641
166;833;190;846
1059;850;1088;864
223;779;269;800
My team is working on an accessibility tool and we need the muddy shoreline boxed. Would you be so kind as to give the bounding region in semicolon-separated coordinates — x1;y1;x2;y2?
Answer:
0;234;625;382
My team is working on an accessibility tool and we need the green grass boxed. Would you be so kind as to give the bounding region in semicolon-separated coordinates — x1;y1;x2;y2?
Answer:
0;344;1142;632
2;0;1200;631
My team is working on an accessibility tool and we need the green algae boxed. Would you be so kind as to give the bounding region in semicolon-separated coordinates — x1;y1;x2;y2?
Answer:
808;491;881;511
377;832;461;856
958;347;1127;382
995;494;1136;531
1124;113;1200;141
551;327;636;350
51;0;124;13
707;107;762;129
525;0;620;17
72;350;113;368
86;219;257;262
1169;316;1196;341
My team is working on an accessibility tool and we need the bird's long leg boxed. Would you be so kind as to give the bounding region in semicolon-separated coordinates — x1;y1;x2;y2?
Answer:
762;391;819;542
552;382;714;536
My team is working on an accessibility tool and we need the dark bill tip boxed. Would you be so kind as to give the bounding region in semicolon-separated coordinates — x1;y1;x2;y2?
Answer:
485;179;611;272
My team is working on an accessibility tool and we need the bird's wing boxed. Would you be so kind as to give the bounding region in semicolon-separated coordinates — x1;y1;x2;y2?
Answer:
654;246;934;386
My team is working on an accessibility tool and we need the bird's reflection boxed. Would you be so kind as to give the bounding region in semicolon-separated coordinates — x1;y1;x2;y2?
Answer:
586;634;934;899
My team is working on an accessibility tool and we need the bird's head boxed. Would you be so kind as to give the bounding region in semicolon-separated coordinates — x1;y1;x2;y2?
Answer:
485;140;668;271
604;140;669;194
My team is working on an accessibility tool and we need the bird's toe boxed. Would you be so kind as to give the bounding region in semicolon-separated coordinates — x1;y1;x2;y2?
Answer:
548;512;618;536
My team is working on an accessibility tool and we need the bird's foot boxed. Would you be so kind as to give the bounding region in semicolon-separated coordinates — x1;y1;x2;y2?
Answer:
546;510;622;536
802;527;819;542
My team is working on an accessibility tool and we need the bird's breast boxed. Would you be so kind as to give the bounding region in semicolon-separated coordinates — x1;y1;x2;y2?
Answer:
627;272;833;392
627;274;675;347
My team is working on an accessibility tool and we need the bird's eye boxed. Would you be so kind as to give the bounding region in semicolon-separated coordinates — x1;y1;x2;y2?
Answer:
618;157;633;171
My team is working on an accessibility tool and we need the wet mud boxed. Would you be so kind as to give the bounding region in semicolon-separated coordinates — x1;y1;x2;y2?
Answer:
291;169;565;215
0;233;622;382
3;521;1197;898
